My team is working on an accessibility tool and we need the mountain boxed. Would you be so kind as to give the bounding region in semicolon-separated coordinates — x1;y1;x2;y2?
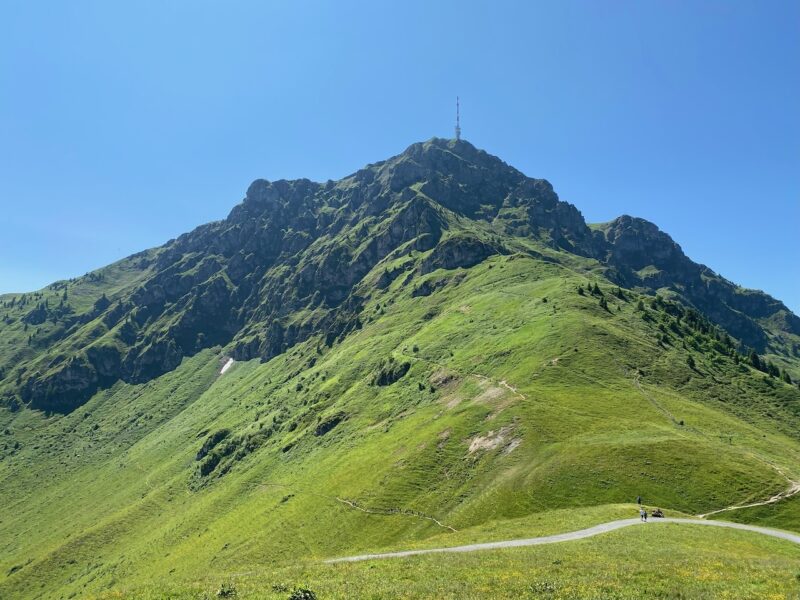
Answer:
1;138;799;598
1;139;797;415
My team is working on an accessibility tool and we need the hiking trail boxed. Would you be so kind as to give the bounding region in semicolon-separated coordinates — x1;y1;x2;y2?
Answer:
324;517;800;563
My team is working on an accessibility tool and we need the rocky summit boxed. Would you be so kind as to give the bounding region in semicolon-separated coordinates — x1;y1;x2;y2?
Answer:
1;139;799;599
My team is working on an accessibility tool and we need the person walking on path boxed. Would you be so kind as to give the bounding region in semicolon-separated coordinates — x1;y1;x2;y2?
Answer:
640;508;648;522
636;495;642;505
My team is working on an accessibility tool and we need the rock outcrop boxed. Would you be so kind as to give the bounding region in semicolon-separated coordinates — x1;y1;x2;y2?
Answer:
5;138;798;413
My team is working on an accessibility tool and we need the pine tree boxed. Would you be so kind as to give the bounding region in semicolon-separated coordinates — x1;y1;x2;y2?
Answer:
686;355;696;369
767;362;780;378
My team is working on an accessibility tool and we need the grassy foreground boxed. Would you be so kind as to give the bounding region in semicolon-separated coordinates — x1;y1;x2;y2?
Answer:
94;508;800;599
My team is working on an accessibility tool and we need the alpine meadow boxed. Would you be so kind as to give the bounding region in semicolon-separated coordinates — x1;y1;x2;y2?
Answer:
1;137;799;599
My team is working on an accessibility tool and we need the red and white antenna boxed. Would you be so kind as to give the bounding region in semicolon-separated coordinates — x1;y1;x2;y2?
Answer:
455;96;461;141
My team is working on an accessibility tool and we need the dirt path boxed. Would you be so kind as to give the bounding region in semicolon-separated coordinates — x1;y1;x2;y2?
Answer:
324;518;800;563
698;480;800;518
254;482;457;532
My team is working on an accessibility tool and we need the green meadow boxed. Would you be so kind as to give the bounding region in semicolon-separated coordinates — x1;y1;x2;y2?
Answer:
2;251;799;598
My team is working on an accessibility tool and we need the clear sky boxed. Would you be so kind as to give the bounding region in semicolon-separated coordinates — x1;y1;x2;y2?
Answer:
1;1;798;311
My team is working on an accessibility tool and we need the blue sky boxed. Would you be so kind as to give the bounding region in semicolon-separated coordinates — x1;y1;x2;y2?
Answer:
1;1;798;311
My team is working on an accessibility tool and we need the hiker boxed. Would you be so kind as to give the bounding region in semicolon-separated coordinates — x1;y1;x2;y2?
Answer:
640;508;647;522
636;495;641;505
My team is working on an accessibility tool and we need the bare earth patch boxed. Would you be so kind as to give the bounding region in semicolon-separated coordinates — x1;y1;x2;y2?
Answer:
431;368;463;409
468;425;513;453
475;383;505;404
438;428;451;449
503;438;522;455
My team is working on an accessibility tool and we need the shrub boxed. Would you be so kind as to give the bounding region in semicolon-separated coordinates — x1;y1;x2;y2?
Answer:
288;588;317;600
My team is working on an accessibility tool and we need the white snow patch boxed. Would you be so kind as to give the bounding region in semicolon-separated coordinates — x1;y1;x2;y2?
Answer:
220;358;234;375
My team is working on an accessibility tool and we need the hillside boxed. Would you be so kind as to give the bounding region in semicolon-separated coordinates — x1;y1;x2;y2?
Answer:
1;138;799;599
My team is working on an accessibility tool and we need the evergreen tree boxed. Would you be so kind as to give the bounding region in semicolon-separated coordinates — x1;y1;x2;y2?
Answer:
767;362;780;378
686;355;696;369
748;350;762;371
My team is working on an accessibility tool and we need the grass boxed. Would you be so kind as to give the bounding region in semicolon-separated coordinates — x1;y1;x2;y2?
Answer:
1;251;799;598
95;518;800;599
715;495;800;534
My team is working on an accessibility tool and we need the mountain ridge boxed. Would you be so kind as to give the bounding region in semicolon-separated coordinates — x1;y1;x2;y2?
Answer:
1;137;797;416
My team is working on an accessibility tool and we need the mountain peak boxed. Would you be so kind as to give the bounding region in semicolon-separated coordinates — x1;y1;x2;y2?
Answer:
394;137;521;178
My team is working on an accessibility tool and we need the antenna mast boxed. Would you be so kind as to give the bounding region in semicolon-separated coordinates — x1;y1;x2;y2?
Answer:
455;96;461;141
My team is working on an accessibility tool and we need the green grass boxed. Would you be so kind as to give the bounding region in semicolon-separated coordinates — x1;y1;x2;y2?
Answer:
1;252;799;598
716;495;800;534
96;519;800;599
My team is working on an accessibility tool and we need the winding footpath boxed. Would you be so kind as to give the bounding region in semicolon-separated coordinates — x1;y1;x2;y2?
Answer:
324;518;800;563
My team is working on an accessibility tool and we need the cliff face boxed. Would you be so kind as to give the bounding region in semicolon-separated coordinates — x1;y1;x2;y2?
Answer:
597;215;800;352
2;138;797;413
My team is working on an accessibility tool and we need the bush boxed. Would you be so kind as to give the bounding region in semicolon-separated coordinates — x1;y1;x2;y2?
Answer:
288;589;317;600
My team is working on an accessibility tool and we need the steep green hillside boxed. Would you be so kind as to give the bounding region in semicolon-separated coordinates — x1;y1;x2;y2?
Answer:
1;139;799;598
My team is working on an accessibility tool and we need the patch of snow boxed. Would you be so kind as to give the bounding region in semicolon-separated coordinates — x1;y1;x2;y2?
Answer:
220;357;234;375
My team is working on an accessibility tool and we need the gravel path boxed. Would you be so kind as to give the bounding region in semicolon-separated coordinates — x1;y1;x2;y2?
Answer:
324;518;800;563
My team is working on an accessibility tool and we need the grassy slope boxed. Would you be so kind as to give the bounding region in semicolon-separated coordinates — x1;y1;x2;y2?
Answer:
1;253;800;598
718;495;800;534
0;254;153;388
